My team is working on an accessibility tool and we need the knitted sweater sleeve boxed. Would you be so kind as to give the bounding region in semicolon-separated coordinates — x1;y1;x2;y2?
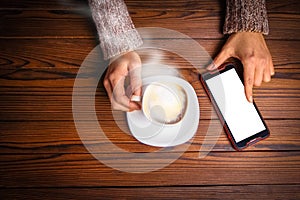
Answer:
88;0;143;60
224;0;269;35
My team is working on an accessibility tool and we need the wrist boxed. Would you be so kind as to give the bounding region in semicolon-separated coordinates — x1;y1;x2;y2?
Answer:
109;51;135;65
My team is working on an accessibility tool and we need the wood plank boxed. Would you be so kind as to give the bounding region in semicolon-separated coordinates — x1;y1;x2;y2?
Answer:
0;0;89;10
132;12;300;40
0;39;299;71
1;0;299;13
0;10;299;40
0;10;97;38
0;94;206;120
126;0;300;13
1;185;300;200
0;88;299;121
0;39;95;69
1;67;299;89
0;120;299;153
0;151;299;187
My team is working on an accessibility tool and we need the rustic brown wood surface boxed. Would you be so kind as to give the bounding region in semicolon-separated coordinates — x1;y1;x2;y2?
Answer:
0;0;299;199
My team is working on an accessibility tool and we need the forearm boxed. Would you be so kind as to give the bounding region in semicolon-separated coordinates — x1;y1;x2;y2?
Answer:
224;0;269;35
88;0;143;60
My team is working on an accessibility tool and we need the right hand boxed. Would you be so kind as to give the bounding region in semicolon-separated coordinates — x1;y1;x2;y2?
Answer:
207;32;274;102
103;51;142;112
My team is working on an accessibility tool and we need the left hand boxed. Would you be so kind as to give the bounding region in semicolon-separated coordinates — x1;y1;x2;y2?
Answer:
207;32;275;102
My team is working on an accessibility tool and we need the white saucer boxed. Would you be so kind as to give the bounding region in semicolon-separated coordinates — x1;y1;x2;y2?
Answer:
126;75;199;147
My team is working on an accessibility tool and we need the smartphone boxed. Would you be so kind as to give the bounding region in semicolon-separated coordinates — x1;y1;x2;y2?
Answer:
200;63;269;150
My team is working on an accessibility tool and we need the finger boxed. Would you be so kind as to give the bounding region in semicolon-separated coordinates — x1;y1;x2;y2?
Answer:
113;94;139;111
112;76;130;108
104;76;129;111
103;77;113;102
263;59;271;83
127;62;142;110
254;62;264;86
128;101;141;111
270;58;275;76
112;76;141;111
207;48;231;70
243;61;255;103
129;65;142;97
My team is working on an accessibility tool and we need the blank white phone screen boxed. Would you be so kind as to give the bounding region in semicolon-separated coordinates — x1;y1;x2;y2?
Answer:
206;68;266;143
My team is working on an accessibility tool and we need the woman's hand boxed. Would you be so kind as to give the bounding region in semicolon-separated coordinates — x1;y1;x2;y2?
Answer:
103;51;142;111
208;32;274;102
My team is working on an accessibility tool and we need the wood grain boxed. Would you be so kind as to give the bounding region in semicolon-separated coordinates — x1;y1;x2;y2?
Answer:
1;0;299;13
0;151;299;187
1;185;300;200
0;10;299;39
0;120;299;153
0;0;299;198
0;39;299;70
0;90;299;121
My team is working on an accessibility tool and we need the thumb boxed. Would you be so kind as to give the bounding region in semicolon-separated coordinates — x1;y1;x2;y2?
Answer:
207;48;231;70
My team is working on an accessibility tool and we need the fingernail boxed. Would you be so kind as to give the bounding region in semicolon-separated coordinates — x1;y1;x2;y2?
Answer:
131;95;141;102
207;64;214;70
249;96;253;103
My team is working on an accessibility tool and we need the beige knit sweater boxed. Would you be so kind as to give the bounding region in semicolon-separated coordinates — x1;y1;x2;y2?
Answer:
88;0;269;60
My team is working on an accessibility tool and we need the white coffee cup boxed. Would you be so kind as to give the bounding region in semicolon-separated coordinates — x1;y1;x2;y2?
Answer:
142;81;187;125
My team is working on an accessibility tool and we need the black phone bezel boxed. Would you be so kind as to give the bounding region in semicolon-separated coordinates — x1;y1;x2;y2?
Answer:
200;63;270;150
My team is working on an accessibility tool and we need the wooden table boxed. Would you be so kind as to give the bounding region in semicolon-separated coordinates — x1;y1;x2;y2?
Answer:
0;0;299;199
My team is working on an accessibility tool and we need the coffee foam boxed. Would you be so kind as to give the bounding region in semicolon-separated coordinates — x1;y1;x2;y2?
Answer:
142;82;187;124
